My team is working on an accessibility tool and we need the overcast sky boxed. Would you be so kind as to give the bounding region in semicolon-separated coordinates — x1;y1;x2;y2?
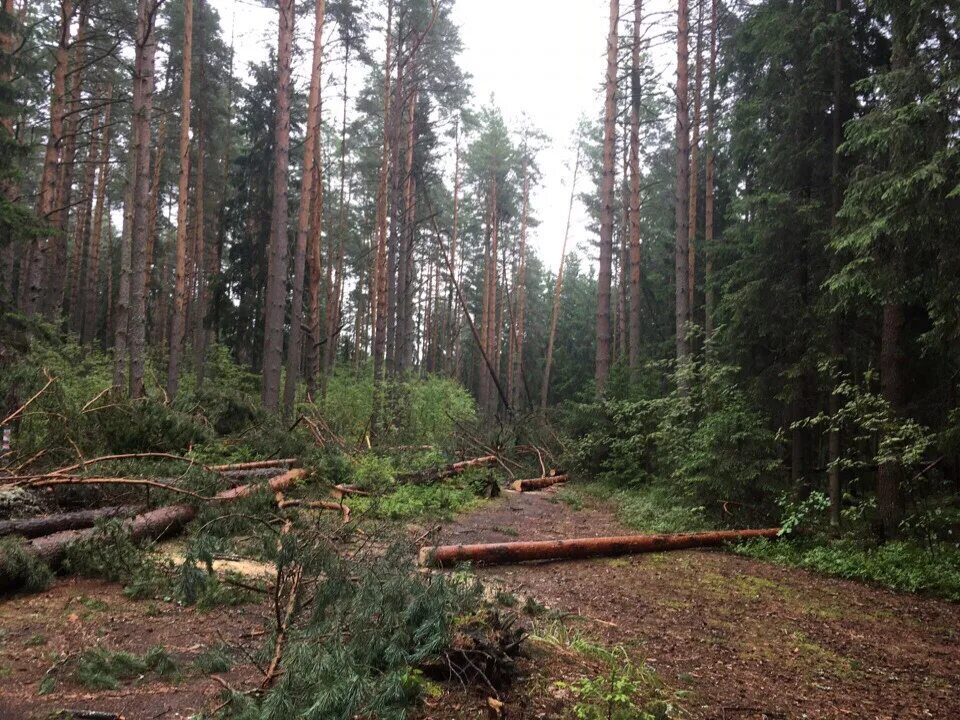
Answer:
206;0;672;272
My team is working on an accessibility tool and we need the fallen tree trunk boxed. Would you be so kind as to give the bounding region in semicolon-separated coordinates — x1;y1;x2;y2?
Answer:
12;469;307;570
0;506;140;539
510;475;568;492
210;458;299;472
418;528;781;568
398;455;498;485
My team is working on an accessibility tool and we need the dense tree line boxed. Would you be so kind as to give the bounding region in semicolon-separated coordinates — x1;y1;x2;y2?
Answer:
1;0;957;540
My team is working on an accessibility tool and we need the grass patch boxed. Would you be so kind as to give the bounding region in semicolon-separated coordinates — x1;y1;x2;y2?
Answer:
565;481;711;534
736;537;960;601
73;645;177;690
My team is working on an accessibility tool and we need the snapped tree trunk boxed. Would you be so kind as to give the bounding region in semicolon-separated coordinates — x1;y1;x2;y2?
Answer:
541;139;581;410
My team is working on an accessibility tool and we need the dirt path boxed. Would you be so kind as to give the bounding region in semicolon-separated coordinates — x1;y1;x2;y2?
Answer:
436;487;960;720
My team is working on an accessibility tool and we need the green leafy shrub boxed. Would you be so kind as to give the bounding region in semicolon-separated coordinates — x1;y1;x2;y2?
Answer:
564;360;781;517
736;537;960;601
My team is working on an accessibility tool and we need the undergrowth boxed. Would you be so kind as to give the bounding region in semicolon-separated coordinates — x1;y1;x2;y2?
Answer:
736;537;960;601
557;481;712;534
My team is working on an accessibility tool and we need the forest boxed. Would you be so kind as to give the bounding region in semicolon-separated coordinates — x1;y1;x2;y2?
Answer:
0;0;958;718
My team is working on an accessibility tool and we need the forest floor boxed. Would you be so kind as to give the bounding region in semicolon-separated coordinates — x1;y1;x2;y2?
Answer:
1;486;958;719
423;486;960;720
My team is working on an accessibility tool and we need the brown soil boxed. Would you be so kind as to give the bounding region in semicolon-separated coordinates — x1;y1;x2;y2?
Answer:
0;577;267;719
429;487;960;720
2;488;957;720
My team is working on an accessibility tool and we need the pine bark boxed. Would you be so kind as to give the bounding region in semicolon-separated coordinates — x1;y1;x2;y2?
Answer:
68;106;101;333
81;89;112;346
512;159;528;410
595;0;619;395
674;0;692;373
627;0;643;372
686;0;704;321
21;0;72;317
166;0;194;398
371;0;395;435
191;125;207;384
704;0;717;340
127;0;159;398
46;1;88;318
261;0;296;411
283;0;325;416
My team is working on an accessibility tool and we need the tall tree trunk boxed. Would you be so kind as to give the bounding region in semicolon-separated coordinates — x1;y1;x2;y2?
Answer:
446;117;461;374
397;83;418;375
828;0;844;528
674;0;691;377
127;0;159;398
46;0;89;318
191;125;207;384
595;0;619;395
68;106;101;333
81;88;112;346
876;7;912;538
283;0;325;417
703;0;717;341
627;0;643;372
166;0;194;398
686;0;703;322
21;0;72;317
318;39;351;397
144;115;167;302
261;0;295;411
541;140;581;411
512;158;528;410
371;0;395;436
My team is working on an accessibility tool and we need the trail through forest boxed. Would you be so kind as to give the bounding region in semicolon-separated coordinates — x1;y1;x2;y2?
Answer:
433;487;960;720
1;484;959;719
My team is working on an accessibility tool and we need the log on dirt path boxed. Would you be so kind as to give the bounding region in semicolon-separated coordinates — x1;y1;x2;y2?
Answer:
418;528;781;568
2;469;307;589
398;455;498;485
510;475;569;492
0;505;140;539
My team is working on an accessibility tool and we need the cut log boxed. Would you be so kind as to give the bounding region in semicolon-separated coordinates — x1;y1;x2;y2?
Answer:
0;506;140;539
210;458;299;472
398;455;498;485
8;469;306;573
330;483;371;499
418;528;781;568
510;475;568;492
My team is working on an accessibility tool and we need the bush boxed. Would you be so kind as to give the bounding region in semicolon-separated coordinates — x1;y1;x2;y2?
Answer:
736;537;960;601
564;360;781;516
